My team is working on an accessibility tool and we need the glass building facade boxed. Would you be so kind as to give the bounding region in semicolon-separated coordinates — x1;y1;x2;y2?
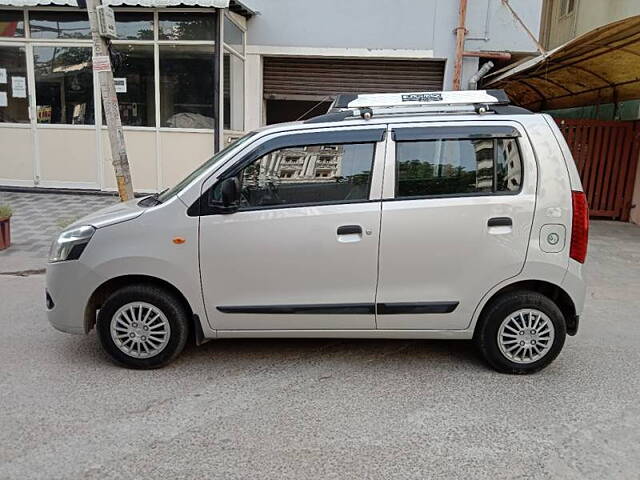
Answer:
0;6;247;191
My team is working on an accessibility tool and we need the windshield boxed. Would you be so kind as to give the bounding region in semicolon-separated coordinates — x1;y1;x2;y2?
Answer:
156;131;257;203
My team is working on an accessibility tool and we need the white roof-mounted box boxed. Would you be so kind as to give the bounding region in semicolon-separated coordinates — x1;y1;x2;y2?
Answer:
304;89;524;124
332;90;510;110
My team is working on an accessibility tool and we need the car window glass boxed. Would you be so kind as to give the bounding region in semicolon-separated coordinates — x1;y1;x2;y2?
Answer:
214;142;375;208
395;137;522;198
495;138;523;192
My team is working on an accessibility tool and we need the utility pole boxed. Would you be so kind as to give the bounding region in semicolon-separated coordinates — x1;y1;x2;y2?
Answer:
452;0;468;91
84;0;134;201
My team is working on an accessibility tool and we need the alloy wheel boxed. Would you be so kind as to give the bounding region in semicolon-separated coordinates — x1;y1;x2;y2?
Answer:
110;302;171;359
497;309;555;364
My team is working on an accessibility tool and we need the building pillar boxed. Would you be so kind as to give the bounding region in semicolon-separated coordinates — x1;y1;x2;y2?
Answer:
213;9;224;152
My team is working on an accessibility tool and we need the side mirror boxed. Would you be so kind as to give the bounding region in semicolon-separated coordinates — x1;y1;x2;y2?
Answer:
220;177;240;207
210;177;240;214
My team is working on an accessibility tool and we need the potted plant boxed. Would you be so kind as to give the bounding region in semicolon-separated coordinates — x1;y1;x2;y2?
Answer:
0;204;12;250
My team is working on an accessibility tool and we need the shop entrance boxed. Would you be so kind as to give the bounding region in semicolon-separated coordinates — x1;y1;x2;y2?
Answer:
262;56;446;124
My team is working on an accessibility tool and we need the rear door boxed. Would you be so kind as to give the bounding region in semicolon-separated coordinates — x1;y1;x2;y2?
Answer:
376;121;537;330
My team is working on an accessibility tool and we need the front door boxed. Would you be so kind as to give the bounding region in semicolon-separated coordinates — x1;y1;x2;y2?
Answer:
376;122;537;330
199;127;386;330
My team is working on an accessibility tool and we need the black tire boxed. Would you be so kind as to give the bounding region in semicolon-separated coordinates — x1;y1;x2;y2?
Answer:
96;284;189;369
474;290;566;374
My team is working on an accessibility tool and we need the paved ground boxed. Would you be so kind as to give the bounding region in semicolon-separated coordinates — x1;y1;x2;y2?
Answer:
0;191;117;260
1;205;640;478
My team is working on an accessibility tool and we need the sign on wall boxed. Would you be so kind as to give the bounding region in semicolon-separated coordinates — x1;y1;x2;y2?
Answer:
114;77;127;94
11;77;26;98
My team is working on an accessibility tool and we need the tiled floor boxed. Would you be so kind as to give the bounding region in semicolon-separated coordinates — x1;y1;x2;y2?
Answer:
0;191;118;259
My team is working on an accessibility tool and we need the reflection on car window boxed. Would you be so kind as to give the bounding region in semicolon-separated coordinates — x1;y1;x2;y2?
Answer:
216;143;376;208
495;138;523;192
396;137;522;198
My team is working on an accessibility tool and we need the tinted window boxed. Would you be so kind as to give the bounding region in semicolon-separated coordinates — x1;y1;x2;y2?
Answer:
217;143;375;208
496;138;523;192
396;137;522;198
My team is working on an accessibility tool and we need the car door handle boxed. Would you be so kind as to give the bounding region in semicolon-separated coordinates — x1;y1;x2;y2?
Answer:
487;217;512;227
337;225;362;235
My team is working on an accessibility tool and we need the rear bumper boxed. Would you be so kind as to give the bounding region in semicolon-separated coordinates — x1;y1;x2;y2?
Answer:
562;259;586;336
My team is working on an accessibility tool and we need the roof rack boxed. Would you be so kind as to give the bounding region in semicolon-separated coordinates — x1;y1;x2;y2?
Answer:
331;89;510;110
304;89;531;124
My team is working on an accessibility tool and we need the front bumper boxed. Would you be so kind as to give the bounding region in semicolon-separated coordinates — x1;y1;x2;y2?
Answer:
46;260;105;335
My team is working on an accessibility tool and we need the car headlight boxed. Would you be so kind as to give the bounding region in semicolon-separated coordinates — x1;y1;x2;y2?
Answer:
49;225;95;263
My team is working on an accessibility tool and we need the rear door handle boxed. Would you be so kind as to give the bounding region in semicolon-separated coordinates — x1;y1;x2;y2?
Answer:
337;225;362;235
488;217;512;227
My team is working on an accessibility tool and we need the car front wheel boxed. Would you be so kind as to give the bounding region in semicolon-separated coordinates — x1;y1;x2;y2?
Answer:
96;284;189;369
475;290;567;374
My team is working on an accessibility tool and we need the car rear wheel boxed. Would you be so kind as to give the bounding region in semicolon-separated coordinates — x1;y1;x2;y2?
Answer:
475;290;566;374
96;284;189;369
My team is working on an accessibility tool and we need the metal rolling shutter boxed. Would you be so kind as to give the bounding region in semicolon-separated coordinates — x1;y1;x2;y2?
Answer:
263;57;446;101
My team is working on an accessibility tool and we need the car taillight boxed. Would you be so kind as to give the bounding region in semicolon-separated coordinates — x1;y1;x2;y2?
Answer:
570;191;589;263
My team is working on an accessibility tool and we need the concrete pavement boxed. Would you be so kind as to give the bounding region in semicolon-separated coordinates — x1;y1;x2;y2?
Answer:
0;221;639;479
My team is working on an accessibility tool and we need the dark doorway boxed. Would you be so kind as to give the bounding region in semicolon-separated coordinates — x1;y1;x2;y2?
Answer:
266;99;332;125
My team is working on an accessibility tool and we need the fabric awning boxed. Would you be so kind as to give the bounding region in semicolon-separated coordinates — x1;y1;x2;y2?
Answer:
483;15;640;110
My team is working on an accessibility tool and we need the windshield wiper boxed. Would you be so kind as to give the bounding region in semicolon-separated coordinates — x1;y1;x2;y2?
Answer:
138;188;168;207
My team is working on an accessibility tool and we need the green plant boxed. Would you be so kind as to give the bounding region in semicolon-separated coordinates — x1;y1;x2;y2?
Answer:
0;204;12;219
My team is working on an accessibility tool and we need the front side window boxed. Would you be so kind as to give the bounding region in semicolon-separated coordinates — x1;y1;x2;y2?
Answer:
34;46;94;125
395;137;522;198
216;142;376;209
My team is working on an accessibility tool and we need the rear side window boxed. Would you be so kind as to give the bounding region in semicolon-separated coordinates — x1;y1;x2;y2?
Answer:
395;137;523;198
216;142;375;209
495;138;522;192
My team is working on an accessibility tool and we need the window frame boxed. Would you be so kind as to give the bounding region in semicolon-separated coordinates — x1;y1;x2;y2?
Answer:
191;127;387;216
222;11;246;132
387;124;525;201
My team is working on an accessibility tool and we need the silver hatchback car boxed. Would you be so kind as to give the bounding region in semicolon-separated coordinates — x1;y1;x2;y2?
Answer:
46;90;588;373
